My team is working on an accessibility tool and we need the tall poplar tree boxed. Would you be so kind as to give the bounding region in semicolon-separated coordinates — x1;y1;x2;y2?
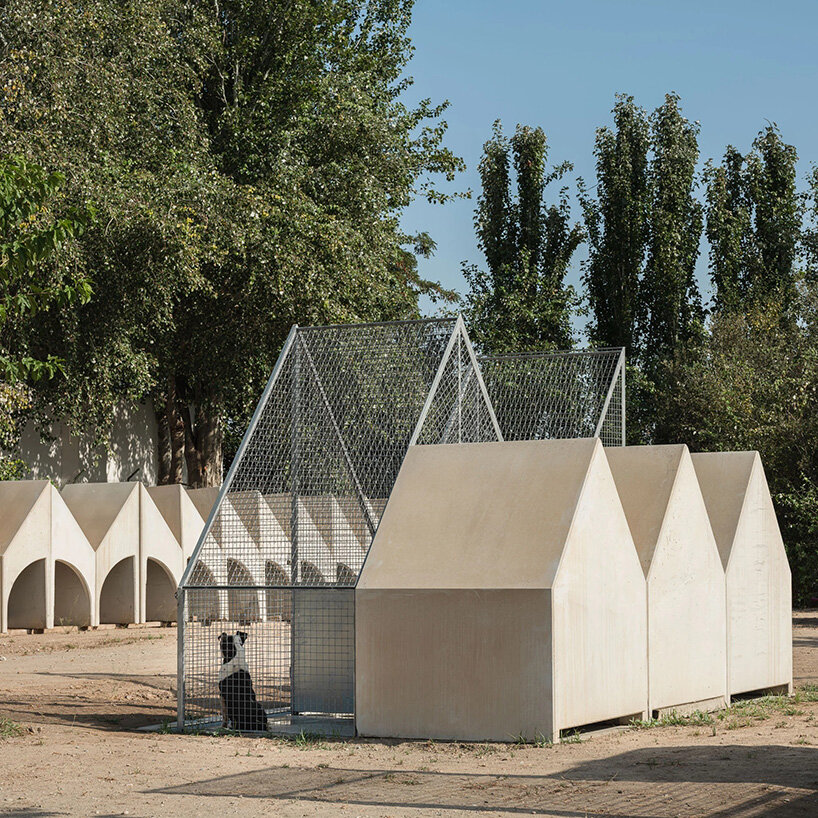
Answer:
704;125;802;313
579;95;650;353
641;93;704;363
464;121;582;353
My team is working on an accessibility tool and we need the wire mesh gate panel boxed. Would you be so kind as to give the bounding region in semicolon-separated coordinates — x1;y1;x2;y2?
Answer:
480;347;626;447
177;317;501;732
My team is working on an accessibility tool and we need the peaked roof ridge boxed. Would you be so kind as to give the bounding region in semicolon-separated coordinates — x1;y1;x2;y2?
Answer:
606;444;686;576
61;481;139;549
690;450;758;570
0;480;50;552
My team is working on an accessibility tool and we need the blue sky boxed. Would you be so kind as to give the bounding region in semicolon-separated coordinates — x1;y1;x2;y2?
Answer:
400;0;818;327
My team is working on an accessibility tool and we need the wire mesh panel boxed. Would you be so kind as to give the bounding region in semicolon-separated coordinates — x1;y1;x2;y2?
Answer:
480;348;625;446
178;317;501;733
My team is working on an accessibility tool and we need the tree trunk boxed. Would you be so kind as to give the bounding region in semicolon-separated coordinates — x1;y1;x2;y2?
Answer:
166;378;185;484
153;394;172;485
181;397;223;488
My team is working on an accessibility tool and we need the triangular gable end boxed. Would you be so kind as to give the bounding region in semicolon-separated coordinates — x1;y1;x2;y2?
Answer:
606;445;686;577
412;317;502;447
0;481;50;553
691;451;757;570
61;482;139;550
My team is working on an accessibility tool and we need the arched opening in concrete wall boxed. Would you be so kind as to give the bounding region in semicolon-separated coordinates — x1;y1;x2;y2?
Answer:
336;564;356;586
265;561;291;621
145;558;177;623
7;559;47;630
187;562;219;624
54;561;91;627
99;557;136;625
300;561;325;586
226;559;259;624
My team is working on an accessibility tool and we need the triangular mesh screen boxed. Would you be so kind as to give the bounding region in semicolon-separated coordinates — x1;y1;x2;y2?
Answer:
480;348;624;444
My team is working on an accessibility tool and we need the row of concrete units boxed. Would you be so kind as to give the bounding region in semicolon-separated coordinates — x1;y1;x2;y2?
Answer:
0;478;389;632
183;489;388;624
0;482;206;631
355;438;792;744
187;489;388;588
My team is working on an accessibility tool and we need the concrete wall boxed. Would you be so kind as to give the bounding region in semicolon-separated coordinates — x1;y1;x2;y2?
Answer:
356;439;647;742
607;445;728;715
692;451;793;695
17;402;160;486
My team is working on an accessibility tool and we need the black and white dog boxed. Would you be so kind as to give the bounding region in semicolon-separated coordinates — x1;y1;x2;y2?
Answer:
218;631;268;731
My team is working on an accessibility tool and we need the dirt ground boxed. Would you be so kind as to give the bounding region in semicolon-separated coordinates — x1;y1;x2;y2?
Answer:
0;614;816;817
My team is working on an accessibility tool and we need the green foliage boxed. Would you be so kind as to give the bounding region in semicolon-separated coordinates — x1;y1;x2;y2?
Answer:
0;0;463;484
464;121;582;353
0;156;92;382
642;94;704;362
579;95;651;352
655;285;818;605
704;125;802;312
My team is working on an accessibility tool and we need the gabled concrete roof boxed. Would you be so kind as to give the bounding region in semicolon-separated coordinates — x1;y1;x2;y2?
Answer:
605;444;686;576
61;482;138;549
358;437;599;591
691;451;758;570
0;481;49;554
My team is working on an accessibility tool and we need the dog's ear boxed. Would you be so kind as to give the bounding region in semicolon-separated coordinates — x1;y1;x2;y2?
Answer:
219;632;228;644
236;631;248;645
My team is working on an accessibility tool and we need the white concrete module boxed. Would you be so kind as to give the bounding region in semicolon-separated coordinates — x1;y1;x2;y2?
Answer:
61;482;180;625
692;451;792;696
356;438;648;743
606;445;728;715
0;481;95;632
147;485;206;562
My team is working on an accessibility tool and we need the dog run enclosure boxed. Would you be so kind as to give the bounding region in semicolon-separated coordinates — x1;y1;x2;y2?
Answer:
176;316;626;732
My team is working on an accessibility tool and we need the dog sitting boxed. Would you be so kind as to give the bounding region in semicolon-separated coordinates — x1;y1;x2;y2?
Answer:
218;631;268;731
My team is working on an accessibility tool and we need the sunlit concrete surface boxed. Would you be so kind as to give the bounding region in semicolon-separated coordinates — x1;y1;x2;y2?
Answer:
357;438;647;742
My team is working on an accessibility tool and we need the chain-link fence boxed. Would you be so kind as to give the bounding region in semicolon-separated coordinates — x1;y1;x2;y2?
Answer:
177;317;501;733
480;348;625;447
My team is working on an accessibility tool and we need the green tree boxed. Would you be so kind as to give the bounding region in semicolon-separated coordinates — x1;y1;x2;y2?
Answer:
1;0;463;486
641;93;704;363
657;285;818;605
704;125;802;313
579;95;650;352
0;155;92;477
463;121;582;353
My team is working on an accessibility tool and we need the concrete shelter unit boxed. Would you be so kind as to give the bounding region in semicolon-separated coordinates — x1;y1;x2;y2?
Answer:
606;445;728;716
356;438;648;742
0;481;95;632
692;451;792;696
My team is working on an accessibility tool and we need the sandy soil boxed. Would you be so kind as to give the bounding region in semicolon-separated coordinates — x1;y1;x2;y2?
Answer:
0;614;816;817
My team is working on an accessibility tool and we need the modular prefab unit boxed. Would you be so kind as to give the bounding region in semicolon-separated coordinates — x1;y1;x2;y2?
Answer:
356;439;648;742
0;481;95;632
607;445;728;716
177;317;502;732
692;452;792;697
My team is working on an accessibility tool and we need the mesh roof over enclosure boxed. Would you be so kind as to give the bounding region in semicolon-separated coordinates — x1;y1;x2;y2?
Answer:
480;348;626;447
177;317;501;730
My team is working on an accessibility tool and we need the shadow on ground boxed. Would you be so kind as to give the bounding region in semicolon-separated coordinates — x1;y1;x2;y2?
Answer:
150;744;818;817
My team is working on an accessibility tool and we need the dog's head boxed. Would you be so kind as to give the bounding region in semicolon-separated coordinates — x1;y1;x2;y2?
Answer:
219;631;249;663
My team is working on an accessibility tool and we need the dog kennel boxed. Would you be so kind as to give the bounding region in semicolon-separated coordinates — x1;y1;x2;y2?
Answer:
176;316;628;733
